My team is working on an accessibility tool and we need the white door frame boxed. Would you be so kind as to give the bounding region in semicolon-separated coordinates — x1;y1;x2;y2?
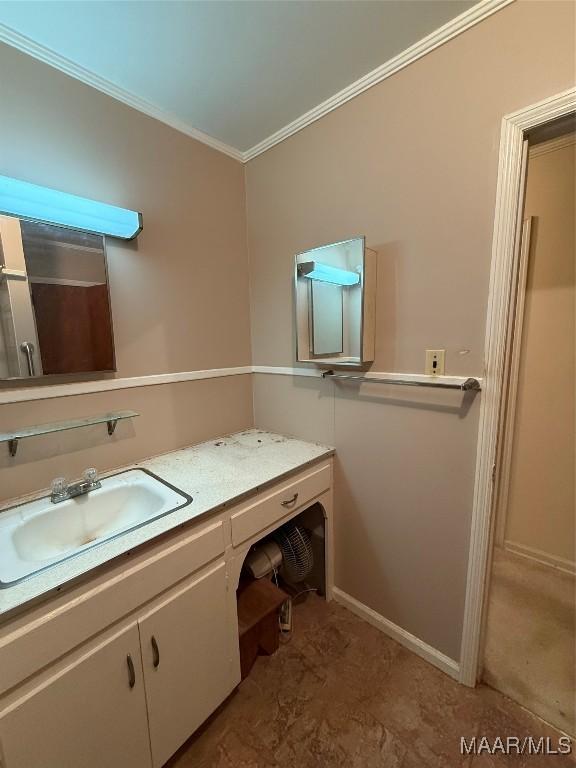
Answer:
458;87;576;687
493;215;532;549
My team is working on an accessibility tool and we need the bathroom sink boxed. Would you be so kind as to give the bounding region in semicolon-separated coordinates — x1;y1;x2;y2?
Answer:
0;469;191;586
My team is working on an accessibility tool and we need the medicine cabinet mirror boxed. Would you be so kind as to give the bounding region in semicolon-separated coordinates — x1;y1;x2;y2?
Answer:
0;215;115;379
295;236;376;366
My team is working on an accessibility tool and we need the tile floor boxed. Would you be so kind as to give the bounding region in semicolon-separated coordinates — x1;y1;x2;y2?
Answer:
483;547;575;735
168;595;574;767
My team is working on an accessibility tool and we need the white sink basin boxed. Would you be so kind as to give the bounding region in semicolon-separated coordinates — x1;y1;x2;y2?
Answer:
0;469;191;585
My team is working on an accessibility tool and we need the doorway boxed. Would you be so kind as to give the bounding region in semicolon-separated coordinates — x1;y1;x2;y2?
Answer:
482;120;575;734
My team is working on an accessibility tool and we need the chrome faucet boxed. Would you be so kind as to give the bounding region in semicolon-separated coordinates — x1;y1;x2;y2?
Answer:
51;468;101;504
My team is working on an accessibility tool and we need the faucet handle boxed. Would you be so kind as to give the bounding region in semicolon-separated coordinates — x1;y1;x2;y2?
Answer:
83;467;99;484
51;477;67;497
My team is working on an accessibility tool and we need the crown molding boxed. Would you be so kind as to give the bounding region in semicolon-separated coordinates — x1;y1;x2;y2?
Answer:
0;0;512;165
0;24;244;162
243;0;514;161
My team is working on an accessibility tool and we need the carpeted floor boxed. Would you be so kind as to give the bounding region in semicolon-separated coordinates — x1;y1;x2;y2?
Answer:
483;547;576;736
167;593;573;767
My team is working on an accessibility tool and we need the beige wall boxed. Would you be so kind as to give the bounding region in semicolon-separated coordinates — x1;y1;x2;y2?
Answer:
0;376;253;502
504;137;575;567
0;43;253;501
247;1;575;659
0;0;574;662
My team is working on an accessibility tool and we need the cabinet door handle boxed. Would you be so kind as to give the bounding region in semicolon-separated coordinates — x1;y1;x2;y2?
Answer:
151;635;160;668
281;492;299;507
126;653;136;688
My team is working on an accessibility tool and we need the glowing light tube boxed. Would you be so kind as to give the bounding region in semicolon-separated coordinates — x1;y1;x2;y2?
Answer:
298;261;360;286
0;175;142;240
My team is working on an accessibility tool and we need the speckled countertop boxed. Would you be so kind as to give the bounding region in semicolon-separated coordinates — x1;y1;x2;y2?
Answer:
0;430;333;618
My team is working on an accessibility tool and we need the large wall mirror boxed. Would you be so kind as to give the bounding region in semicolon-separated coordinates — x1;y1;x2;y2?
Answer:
0;215;115;379
295;236;376;366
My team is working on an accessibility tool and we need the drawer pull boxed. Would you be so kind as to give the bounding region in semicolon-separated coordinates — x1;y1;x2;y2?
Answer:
126;653;136;688
151;635;160;668
281;493;299;508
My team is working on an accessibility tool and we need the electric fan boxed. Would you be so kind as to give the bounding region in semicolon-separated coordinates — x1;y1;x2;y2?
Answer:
273;523;314;583
244;522;314;583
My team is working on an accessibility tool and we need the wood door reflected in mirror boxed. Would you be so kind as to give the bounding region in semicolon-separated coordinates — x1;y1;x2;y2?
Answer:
0;217;115;379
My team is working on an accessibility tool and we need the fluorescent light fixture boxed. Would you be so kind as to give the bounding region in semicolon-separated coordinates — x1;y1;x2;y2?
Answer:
0;175;142;240
297;261;360;286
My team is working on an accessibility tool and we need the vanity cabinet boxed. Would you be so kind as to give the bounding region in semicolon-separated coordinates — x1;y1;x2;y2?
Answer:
0;623;151;768
0;456;333;767
0;558;235;768
139;560;233;768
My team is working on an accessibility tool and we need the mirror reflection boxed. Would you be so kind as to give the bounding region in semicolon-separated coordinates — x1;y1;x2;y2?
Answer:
0;217;115;379
294;236;375;365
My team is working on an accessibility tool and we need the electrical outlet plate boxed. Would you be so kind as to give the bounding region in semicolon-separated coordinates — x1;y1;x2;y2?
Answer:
425;349;445;376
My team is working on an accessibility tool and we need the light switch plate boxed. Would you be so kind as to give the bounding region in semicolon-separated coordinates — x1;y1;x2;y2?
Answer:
425;349;445;376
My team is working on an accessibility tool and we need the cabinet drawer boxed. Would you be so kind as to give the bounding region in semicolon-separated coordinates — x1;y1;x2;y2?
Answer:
231;463;330;547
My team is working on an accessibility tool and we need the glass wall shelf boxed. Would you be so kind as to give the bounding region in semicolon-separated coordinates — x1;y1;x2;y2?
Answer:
1;410;139;457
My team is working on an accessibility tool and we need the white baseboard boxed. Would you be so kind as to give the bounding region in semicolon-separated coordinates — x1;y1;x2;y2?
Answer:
503;540;576;576
332;587;460;681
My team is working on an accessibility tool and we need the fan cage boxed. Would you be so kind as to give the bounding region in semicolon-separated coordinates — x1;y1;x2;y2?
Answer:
274;523;314;583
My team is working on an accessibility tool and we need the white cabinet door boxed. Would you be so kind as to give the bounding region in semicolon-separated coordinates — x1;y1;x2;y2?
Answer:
0;623;151;768
139;561;236;767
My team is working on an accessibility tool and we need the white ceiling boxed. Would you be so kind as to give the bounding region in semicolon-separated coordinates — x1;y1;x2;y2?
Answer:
0;0;486;159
